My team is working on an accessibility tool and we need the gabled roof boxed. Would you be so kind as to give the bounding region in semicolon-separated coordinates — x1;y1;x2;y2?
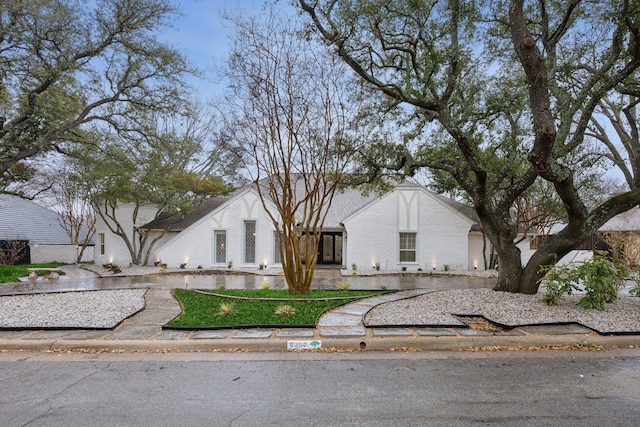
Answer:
0;195;73;244
141;193;236;231
599;207;640;232
141;180;480;232
428;190;482;231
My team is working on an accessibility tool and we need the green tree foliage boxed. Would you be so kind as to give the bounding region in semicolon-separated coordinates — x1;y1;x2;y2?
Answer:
71;109;231;266
0;0;192;189
298;0;640;293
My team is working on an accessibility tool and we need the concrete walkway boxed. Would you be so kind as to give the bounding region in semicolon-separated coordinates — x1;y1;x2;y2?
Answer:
0;265;639;352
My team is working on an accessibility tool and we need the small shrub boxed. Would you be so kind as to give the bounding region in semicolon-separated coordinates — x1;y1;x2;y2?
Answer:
197;265;203;269
351;263;358;271
539;263;578;306
218;302;236;316
259;280;272;290
103;263;122;274
274;304;297;317
628;271;640;297
401;266;407;272
159;263;167;271
443;264;450;271
375;262;380;271
576;255;627;310
227;260;233;269
417;267;423;272
180;263;187;269
336;281;351;290
540;254;629;310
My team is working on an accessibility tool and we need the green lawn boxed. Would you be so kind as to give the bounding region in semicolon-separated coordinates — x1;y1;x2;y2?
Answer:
169;288;388;328
0;263;65;283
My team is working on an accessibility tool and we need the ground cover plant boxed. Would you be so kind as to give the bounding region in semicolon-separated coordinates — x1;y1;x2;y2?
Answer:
169;289;387;328
0;263;65;284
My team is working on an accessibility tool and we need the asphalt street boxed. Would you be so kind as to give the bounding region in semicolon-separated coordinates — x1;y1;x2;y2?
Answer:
0;350;638;426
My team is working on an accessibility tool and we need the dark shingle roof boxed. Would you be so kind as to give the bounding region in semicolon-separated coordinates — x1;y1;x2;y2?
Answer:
0;195;73;244
140;180;480;232
141;194;235;231
428;191;481;231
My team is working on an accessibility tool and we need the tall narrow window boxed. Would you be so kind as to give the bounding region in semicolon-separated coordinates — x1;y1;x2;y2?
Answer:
99;233;105;255
273;231;283;265
214;230;226;264
399;232;416;262
244;220;256;264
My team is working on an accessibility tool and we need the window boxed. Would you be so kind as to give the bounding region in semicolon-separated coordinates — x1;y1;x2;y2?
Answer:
399;232;416;262
244;220;256;264
273;231;283;264
99;233;105;255
214;230;226;264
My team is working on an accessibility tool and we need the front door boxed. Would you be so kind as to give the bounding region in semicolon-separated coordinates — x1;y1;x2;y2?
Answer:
317;232;343;265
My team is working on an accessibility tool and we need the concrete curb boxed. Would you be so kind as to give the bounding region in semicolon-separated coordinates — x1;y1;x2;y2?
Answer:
1;333;638;354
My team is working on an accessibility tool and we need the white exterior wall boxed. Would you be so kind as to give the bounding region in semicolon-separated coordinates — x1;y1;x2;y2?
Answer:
344;188;473;272
29;244;94;264
467;232;485;270
156;190;280;269
94;203;159;266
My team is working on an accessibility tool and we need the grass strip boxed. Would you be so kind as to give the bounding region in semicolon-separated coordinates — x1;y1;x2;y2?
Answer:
169;288;387;328
0;263;65;284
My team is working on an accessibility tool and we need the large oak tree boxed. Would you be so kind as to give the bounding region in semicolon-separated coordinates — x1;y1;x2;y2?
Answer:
298;0;640;293
0;0;192;189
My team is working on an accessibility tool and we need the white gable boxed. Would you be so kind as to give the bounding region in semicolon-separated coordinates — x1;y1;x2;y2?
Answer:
343;185;474;271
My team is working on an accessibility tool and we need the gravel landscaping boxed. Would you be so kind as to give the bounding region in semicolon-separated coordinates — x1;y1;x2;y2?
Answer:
365;288;640;334
0;289;146;329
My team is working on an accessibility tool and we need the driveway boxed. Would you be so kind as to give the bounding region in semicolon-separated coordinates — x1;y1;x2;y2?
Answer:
0;265;496;295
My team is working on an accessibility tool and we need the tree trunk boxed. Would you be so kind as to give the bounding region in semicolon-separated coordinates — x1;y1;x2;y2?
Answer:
492;243;524;293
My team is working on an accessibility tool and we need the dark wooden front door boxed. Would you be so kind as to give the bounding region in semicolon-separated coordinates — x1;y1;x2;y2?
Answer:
317;232;343;265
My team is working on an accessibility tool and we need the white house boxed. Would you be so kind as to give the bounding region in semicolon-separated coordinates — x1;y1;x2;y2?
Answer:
93;203;159;266
113;181;499;272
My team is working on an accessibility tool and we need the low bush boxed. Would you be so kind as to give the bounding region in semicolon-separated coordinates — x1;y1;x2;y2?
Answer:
539;254;630;310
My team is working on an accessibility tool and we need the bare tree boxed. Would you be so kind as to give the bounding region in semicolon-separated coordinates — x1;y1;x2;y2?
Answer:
50;167;96;263
0;240;28;265
220;11;365;294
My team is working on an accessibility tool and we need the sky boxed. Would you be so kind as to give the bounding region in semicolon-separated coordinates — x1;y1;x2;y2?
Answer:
160;0;296;103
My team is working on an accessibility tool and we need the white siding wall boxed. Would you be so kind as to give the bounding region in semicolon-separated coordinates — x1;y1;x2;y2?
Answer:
344;188;472;272
94;203;159;266
30;244;94;264
156;191;280;269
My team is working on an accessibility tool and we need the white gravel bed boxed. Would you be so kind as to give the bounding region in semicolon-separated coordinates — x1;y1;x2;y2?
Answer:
0;289;146;329
365;288;640;334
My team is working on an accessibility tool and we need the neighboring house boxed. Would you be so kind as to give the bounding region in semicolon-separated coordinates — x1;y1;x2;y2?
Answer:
521;206;640;267
124;181;508;271
0;194;93;264
598;206;640;268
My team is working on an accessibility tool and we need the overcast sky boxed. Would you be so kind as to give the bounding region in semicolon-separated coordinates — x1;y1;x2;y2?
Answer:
160;0;296;102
